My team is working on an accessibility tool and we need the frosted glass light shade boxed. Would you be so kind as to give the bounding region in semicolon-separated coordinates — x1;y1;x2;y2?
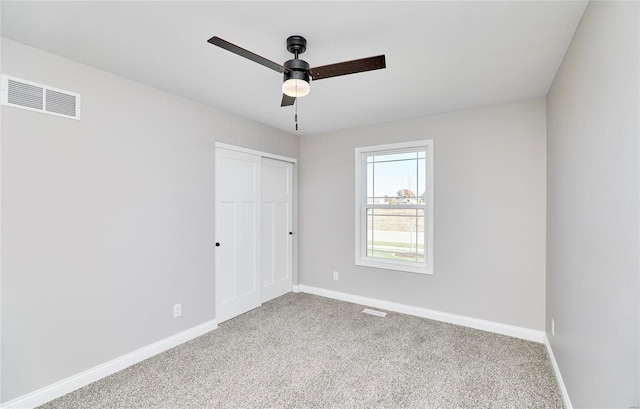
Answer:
282;79;310;97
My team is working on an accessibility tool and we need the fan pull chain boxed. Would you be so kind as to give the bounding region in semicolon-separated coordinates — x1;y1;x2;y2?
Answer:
295;81;299;131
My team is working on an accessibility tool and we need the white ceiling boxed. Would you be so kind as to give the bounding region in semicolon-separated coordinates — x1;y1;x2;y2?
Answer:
1;1;587;136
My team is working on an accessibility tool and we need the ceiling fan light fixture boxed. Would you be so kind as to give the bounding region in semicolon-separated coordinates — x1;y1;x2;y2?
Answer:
282;59;311;98
282;78;310;97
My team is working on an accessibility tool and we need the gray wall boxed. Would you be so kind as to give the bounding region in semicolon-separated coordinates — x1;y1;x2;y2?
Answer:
0;38;298;403
299;98;547;330
546;1;639;407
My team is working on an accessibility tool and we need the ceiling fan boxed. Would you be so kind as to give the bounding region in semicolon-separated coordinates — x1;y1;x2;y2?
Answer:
207;35;386;107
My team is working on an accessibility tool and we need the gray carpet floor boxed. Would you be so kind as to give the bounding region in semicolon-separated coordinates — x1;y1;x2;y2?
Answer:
39;293;563;408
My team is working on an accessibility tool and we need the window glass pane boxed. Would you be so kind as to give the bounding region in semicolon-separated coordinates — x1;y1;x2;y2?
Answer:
368;152;426;205
366;208;425;262
366;162;375;203
417;158;426;203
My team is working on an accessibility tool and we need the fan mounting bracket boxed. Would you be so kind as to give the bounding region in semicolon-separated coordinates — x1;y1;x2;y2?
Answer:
286;35;307;55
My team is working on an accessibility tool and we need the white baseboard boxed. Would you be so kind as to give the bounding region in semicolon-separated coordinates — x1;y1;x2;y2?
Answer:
297;285;545;343
292;284;300;293
1;320;218;409
544;333;573;409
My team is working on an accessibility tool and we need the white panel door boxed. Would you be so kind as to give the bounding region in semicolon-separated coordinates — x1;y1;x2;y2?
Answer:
261;158;293;303
215;148;261;323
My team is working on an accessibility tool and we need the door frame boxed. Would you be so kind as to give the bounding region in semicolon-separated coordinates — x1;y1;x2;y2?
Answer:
214;142;298;320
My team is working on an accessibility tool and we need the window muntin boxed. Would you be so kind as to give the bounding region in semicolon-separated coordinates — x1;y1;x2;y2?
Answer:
355;141;433;274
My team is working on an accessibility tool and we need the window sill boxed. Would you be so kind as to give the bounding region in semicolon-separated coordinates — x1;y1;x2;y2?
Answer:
355;258;433;275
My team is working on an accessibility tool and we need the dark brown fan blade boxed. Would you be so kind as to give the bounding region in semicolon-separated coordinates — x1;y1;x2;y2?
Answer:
281;94;296;107
309;55;386;81
208;36;285;73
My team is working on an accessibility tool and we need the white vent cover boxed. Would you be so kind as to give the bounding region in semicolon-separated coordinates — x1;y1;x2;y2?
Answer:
1;75;81;120
362;308;387;317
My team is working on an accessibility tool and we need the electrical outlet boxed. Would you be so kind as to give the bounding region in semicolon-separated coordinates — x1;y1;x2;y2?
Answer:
333;271;339;280
173;303;182;318
551;319;555;336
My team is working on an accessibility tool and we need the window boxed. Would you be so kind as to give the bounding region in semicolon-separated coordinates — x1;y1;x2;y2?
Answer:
355;140;433;274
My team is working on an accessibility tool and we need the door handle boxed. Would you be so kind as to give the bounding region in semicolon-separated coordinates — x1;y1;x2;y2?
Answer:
215;242;221;247
289;232;293;235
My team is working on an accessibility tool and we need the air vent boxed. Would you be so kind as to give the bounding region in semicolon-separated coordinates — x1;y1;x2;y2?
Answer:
1;75;80;120
362;308;387;317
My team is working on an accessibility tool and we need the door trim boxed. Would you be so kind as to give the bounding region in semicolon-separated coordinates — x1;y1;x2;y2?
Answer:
215;142;297;164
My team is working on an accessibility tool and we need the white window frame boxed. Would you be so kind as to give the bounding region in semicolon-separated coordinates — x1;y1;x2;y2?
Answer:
355;140;434;275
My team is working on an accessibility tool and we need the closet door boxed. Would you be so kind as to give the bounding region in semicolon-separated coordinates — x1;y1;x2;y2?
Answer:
215;148;261;323
261;158;293;303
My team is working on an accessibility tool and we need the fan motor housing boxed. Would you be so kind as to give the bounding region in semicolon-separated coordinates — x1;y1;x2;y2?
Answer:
283;59;310;83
